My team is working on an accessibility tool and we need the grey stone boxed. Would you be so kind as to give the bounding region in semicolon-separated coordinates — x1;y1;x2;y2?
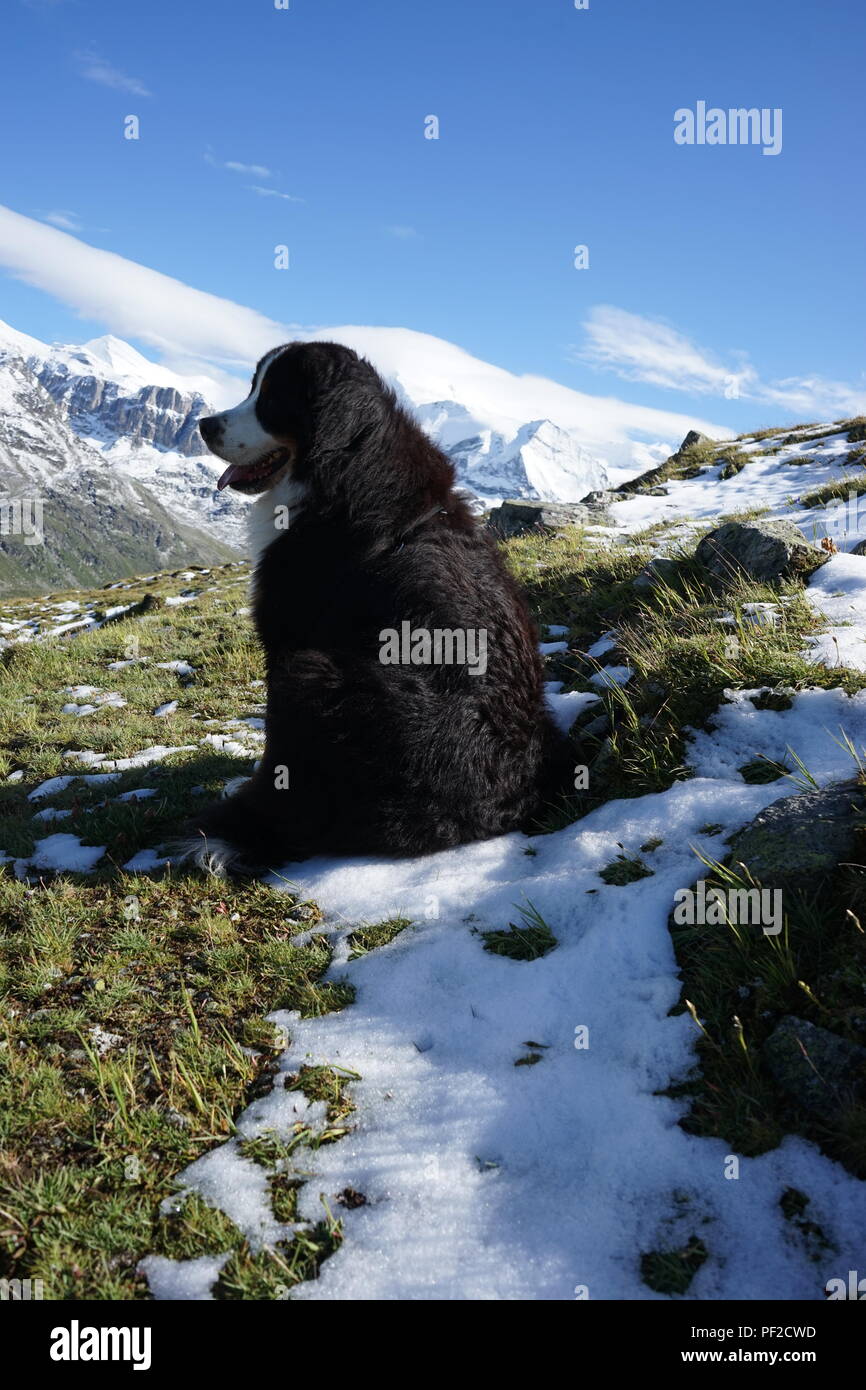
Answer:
851;539;866;557
727;780;866;894
580;489;619;507
486;499;595;537
633;557;682;590
695;519;829;584
763;1016;866;1119
582;714;611;740
648;486;669;497
680;430;713;452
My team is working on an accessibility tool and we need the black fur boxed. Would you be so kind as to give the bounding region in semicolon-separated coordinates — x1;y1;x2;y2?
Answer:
187;342;573;871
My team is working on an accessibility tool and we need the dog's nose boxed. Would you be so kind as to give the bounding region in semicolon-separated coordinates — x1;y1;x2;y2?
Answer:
199;415;220;445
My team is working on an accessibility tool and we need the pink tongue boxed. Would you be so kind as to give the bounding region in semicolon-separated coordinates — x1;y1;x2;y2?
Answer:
217;463;246;491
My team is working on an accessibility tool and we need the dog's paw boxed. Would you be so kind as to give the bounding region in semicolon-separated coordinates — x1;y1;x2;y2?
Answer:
171;833;253;877
221;775;252;800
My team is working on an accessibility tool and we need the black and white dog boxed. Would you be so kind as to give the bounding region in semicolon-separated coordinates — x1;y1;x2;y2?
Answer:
184;341;572;874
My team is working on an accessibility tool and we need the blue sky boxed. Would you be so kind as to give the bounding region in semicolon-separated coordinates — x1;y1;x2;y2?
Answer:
1;0;864;430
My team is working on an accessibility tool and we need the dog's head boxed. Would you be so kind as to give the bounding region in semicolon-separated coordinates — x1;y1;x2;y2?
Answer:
199;341;366;494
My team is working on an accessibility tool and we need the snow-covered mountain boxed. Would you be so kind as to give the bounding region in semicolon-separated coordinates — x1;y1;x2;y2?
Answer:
0;342;237;595
0;319;252;554
0;312;729;581
0;316;618;544
411;403;608;500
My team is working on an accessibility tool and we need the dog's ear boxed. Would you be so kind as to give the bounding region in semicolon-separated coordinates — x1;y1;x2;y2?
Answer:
259;342;383;461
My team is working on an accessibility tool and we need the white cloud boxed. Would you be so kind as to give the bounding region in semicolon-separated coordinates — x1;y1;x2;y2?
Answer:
42;210;82;232
247;185;304;202
205;153;276;179
73;49;151;97
577;305;866;421
0;204;285;380
0;203;731;453
387;225;419;239
225;161;272;178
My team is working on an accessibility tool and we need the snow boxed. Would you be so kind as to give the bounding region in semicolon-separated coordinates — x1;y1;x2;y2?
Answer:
150;689;866;1301
138;1253;231;1302
156;660;196;677
544;683;599;735
611;427;863;548
806;553;866;670
24;833;105;873
590;665;634;688
587;631;619;659
123;848;169;872
61;687;126;716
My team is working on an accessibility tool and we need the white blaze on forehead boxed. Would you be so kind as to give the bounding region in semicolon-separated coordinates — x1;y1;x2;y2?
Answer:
215;345;290;461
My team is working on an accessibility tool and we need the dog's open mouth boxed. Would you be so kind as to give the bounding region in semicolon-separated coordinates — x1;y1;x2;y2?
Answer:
216;449;291;494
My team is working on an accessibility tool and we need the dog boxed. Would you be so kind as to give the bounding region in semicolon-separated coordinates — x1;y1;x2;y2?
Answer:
183;340;573;874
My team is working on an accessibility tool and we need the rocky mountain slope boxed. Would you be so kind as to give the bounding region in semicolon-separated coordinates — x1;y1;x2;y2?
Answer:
0;318;622;581
0;347;237;596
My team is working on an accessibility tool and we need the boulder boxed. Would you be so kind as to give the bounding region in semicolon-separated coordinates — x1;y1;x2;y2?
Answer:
486;499;596;537
679;430;713;452
727;780;866;895
763;1016;866;1119
579;489;619;508
633;557;682;591
695;519;829;584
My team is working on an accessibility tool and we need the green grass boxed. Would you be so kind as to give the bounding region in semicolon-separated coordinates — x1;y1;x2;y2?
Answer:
480;902;557;960
599;853;654;886
800;476;866;510
347;916;410;959
511;531;866;816
641;1236;708;1295
0;563;384;1299
667;852;866;1177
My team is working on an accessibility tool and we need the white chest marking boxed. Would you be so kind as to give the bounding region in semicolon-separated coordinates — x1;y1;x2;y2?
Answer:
248;474;309;565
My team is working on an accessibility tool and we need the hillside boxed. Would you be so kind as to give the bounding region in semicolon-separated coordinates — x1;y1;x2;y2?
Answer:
2;414;866;1300
0;348;239;596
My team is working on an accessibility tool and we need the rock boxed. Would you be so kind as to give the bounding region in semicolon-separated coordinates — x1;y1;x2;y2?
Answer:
851;539;866;557
486;499;594;537
579;489;619;507
633;557;682;590
648;486;669;497
763;1016;866;1119
35;360;210;457
679;430;713;452
727;780;866;894
695;520;829;584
